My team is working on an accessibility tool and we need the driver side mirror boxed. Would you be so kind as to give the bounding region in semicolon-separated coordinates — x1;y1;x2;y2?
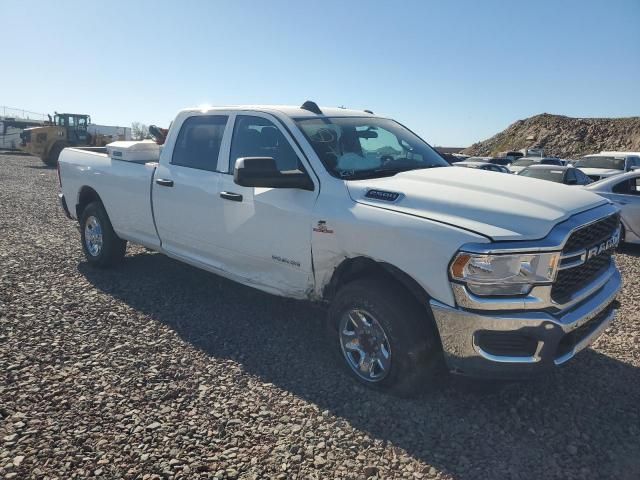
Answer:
234;157;314;191
631;165;640;171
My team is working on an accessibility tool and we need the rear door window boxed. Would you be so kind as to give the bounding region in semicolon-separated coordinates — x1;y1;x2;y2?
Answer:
172;115;228;171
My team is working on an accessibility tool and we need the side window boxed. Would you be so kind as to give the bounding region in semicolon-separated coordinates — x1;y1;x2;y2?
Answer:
565;169;576;183
172;115;228;171
612;180;630;194
229;115;302;173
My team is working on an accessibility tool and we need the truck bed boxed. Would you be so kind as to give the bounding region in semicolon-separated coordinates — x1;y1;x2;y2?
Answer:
58;147;161;249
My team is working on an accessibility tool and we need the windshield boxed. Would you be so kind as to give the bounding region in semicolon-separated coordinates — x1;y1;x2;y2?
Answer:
294;117;448;179
574;156;625;170
519;168;564;182
512;159;535;167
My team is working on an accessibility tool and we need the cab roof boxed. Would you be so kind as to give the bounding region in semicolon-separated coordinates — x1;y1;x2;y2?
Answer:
55;113;90;117
180;104;381;119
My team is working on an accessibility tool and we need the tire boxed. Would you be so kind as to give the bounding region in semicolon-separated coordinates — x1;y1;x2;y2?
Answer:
617;223;626;251
43;142;65;167
79;201;127;268
328;278;443;397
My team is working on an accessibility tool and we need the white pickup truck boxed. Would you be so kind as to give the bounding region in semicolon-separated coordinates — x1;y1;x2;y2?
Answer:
58;102;622;395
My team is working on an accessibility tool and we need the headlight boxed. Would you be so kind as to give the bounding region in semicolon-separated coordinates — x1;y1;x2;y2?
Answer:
450;252;560;296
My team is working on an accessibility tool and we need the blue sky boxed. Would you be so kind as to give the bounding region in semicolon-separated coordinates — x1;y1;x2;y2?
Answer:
1;0;638;146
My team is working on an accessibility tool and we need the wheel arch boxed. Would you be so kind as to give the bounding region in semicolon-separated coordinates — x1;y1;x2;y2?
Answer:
76;186;103;220
323;256;432;307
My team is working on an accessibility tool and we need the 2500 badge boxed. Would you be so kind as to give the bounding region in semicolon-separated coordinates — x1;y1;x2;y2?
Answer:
272;255;301;268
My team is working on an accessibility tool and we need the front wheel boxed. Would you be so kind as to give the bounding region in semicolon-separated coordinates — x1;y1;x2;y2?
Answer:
328;278;443;396
79;201;127;268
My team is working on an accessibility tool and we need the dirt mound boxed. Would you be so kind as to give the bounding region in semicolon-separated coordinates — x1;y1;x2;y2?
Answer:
463;113;640;158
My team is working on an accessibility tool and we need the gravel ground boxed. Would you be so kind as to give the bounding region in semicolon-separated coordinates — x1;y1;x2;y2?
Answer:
1;153;639;480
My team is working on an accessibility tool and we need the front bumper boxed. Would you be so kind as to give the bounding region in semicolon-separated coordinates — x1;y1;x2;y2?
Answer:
430;266;621;378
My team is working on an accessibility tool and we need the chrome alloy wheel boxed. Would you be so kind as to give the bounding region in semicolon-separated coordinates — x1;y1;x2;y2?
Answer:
339;308;392;382
84;215;103;257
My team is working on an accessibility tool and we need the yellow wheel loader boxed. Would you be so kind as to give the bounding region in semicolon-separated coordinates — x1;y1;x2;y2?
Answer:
19;113;112;166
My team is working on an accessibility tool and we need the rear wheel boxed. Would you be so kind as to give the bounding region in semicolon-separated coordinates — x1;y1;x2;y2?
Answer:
328;278;443;396
79;201;127;268
43;142;65;167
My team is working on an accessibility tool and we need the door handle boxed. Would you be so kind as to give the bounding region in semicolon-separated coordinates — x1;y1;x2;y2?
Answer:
155;178;174;187
220;191;243;202
616;201;628;205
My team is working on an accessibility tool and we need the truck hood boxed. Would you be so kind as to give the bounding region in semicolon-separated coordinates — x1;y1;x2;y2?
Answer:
346;167;608;241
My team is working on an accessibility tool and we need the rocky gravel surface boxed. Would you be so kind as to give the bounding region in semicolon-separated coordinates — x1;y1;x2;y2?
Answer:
1;153;639;480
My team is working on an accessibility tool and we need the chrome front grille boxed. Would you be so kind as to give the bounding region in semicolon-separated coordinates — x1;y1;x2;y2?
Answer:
562;213;620;253
552;213;620;304
552;253;612;303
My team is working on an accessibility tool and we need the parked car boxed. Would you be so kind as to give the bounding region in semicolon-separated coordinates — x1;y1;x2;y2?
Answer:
518;165;592;185
57;101;622;395
440;152;463;164
487;157;513;167
509;157;564;174
453;161;510;173
585;171;640;244
498;151;524;162
520;148;545;158
600;151;640;157
464;156;513;167
573;153;640;182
